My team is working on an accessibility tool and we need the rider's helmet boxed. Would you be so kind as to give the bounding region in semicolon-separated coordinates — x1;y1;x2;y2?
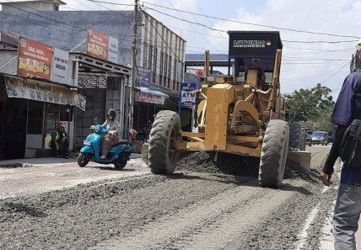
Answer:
107;109;117;121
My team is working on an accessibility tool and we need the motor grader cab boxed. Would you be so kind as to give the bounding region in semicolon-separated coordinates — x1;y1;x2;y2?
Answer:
148;31;292;188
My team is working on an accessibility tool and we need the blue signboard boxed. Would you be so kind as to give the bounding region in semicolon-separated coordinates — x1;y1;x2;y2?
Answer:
137;67;152;87
181;82;197;108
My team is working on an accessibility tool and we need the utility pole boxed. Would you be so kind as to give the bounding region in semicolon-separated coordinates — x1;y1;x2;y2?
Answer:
127;0;138;135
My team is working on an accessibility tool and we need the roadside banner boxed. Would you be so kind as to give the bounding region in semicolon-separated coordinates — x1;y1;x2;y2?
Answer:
50;48;69;85
181;82;197;108
86;28;119;63
4;75;86;111
86;28;108;60
108;35;119;64
135;91;165;105
18;37;53;81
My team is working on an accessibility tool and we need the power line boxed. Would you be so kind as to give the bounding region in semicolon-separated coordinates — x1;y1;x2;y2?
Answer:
320;63;349;83
143;6;359;44
0;2;135;48
86;0;134;7
3;1;81;29
142;1;361;39
141;10;183;63
283;40;356;44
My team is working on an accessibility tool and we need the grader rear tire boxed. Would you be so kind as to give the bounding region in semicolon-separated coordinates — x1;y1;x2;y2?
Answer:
148;110;181;175
258;120;290;188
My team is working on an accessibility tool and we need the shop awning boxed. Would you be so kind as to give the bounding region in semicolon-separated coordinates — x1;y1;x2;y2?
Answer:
3;75;86;111
135;87;169;105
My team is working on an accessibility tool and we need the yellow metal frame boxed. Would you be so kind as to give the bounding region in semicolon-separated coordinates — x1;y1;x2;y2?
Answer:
175;49;283;158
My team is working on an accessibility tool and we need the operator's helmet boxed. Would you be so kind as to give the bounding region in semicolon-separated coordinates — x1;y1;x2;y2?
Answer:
107;109;117;121
355;47;361;71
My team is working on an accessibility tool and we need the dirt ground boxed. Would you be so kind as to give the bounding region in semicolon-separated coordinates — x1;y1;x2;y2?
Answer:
0;146;339;249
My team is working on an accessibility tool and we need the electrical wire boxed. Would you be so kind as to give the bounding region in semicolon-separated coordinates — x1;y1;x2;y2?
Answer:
86;0;134;7
143;6;359;44
319;63;350;83
142;1;361;39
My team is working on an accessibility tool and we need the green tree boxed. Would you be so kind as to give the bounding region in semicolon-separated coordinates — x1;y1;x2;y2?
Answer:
284;83;335;131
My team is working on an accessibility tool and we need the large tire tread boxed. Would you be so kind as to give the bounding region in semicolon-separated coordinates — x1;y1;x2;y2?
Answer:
259;120;290;188
148;110;181;175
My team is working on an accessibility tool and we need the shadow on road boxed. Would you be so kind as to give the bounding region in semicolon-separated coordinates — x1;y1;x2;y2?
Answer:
2;202;47;218
90;166;136;172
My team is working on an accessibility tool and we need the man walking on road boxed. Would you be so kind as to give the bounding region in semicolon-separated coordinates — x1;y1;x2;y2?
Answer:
320;48;361;250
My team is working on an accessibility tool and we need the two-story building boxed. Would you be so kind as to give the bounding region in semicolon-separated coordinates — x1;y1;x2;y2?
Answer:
0;0;186;159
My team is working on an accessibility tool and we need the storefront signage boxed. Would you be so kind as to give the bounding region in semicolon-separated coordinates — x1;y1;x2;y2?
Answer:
108;35;119;64
50;48;69;85
18;37;53;81
4;76;86;111
135;91;165;105
228;32;282;58
86;28;119;63
232;40;271;48
181;82;197;108
137;67;152;87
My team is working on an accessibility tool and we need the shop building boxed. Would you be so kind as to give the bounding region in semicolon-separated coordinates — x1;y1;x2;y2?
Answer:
0;0;187;139
0;31;131;160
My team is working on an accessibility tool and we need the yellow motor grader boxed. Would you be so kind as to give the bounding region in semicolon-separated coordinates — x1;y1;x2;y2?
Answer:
148;31;296;188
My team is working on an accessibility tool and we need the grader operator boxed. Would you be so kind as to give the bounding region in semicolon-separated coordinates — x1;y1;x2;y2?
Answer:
147;31;292;188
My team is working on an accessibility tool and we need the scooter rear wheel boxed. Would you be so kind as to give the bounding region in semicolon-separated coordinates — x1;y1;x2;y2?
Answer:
78;153;91;167
114;154;128;170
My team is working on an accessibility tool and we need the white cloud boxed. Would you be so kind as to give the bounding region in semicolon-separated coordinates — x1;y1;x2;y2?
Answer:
58;0;360;96
208;0;360;96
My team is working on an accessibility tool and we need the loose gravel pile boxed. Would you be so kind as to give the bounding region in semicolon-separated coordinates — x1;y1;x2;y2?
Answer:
177;151;312;180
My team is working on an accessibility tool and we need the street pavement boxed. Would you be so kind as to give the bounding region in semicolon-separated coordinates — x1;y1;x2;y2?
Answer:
2;146;361;249
0;155;149;199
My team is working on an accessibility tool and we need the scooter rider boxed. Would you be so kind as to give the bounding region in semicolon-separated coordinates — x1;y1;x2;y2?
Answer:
101;109;120;159
320;47;361;249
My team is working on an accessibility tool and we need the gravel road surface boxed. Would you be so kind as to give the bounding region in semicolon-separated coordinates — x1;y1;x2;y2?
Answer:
0;146;336;249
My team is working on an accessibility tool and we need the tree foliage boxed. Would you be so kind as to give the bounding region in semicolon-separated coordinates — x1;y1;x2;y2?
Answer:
284;83;335;131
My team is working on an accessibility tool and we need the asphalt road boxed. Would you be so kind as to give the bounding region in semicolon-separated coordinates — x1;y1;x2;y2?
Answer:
0;146;338;250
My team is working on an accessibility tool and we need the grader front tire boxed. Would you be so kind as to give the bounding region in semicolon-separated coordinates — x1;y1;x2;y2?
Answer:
258;120;290;188
148;110;181;175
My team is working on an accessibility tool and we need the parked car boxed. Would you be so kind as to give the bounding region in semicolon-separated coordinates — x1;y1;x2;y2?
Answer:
327;130;333;144
305;133;312;146
311;131;329;145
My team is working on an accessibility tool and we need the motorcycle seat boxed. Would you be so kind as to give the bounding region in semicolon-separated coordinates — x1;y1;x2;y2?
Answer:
112;140;130;147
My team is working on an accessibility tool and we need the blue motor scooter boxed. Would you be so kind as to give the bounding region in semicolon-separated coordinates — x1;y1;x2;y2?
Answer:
77;125;132;169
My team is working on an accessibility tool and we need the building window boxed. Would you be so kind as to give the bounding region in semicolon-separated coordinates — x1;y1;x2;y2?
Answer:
143;43;148;68
153;48;158;72
160;51;164;76
148;45;153;70
173;58;177;83
164;53;168;86
168;55;172;79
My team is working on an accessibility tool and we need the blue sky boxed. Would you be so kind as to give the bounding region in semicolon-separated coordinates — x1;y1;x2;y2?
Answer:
61;0;360;99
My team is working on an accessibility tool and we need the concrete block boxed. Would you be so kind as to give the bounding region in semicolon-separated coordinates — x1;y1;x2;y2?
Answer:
287;151;312;173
